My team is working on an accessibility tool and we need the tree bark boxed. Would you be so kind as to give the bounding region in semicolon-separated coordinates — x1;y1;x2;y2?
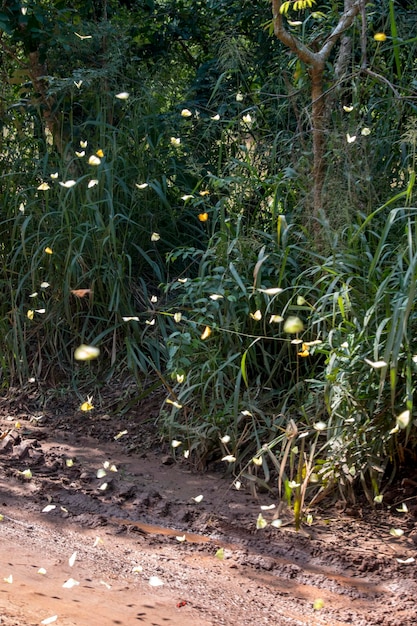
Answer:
310;64;325;219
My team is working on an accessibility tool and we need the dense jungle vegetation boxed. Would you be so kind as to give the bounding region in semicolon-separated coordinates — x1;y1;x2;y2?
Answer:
1;0;417;519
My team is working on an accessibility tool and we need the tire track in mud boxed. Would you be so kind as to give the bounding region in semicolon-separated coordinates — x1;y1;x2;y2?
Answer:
0;414;417;625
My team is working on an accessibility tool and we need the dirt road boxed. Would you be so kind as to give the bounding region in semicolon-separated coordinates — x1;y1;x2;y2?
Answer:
0;405;416;625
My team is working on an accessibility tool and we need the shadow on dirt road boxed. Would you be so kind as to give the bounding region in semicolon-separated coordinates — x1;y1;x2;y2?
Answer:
0;405;417;625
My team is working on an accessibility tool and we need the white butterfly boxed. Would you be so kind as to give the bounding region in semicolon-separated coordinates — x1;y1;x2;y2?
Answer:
74;32;92;40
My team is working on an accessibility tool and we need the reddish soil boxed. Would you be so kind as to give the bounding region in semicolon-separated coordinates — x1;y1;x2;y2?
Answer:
1;393;417;625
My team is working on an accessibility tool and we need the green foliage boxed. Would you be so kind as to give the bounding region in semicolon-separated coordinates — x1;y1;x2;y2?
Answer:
159;206;324;466
1;0;417;520
307;206;417;500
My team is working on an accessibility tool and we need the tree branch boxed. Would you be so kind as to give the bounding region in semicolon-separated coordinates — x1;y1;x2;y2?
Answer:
272;0;369;67
319;0;368;62
271;0;319;67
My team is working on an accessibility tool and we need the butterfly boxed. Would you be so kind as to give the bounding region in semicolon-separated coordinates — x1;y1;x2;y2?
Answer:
74;32;92;40
71;289;92;298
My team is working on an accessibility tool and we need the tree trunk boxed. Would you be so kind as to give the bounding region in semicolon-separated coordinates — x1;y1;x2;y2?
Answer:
28;51;64;155
311;64;325;221
271;0;367;225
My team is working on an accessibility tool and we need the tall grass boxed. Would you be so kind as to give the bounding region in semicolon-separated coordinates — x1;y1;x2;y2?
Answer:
1;0;417;519
0;94;207;392
158;157;417;507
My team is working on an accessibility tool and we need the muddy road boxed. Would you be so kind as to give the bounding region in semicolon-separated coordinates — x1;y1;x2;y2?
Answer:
0;403;416;625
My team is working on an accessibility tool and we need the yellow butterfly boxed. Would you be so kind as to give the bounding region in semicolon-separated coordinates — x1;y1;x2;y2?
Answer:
80;396;94;412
